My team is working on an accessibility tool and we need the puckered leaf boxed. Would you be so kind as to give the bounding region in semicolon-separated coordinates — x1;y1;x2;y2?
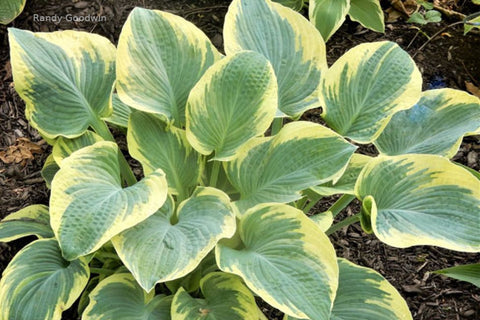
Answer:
0;205;53;242
374;89;480;157
186;51;277;161
355;155;480;252
320;41;422;143
52;131;103;165
217;203;339;319
50;141;168;260
225;0;327;117
311;153;372;196
309;0;350;41
434;263;480;288
112;187;236;292
0;239;89;320
128;111;203;197
348;0;385;33
9;28;116;139
116;7;221;126
0;0;26;24
171;272;258;320
83;273;171;320
226;121;356;211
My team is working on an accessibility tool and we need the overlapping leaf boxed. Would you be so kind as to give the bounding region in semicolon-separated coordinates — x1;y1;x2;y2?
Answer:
112;187;236;292
217;203;339;319
226;121;356;211
172;272;259;320
116;7;221;126
102;93;132;128
186;51;277;161
374;89;480;157
83;273;171;319
225;0;327;117
8;28;116;138
0;239;89;320
128;111;203;197
355;155;480;251
50;141;168;260
52;131;103;165
348;0;385;33
309;0;350;41
320;41;422;143
0;205;53;242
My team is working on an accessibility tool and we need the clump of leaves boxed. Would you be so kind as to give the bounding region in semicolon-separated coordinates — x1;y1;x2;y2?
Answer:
1;0;480;319
407;0;442;25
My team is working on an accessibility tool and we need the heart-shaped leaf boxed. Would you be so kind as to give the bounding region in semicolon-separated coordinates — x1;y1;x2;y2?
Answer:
171;272;258;320
186;51;277;161
309;0;350;41
0;0;26;24
128;111;203;197
0;205;53;242
83;273;172;319
225;0;327;117
0;239;89;320
116;7;221;126
50;141;168;260
374;89;480;157
355;155;480;251
226;121;356;211
217;203;339;319
9;28;116;139
320;41;422;143
112;187;236;292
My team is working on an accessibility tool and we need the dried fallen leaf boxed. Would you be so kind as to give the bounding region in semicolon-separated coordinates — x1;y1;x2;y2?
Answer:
465;81;480;98
0;138;43;166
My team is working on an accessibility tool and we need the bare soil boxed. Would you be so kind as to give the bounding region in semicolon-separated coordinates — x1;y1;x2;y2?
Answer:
0;0;479;319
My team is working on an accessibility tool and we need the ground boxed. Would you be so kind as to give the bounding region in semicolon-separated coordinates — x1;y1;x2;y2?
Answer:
0;0;479;319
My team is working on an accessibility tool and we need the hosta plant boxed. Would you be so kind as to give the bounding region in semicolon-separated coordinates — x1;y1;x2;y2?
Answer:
1;0;480;319
273;0;385;41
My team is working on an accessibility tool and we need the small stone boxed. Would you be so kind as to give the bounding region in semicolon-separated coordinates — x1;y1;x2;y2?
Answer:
74;1;89;9
467;151;478;167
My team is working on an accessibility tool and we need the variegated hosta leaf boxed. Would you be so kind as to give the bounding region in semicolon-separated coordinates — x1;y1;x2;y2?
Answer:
309;0;350;41
112;187;236;292
321;41;422;143
225;0;327;117
283;258;412;320
0;205;53;242
116;7;221;126
102;93;132;128
331;258;411;319
226;121;356;211
0;239;89;320
348;0;385;33
374;89;480;157
311;153;372;196
52;131;103;165
128;111;203;197
83;273;172;320
172;272;258;320
355;155;480;251
0;0;26;24
311;211;334;232
217;203;339;319
50;141;168;260
186;51;277;161
41;154;60;189
434;263;480;288
9;28;115;139
272;0;304;11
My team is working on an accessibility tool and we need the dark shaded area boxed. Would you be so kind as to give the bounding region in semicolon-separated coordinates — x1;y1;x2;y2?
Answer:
0;0;479;319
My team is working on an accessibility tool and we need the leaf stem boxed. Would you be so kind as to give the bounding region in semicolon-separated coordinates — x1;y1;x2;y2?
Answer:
329;194;356;218
303;192;323;213
270;118;283;136
209;160;221;187
90;117;137;186
325;213;360;236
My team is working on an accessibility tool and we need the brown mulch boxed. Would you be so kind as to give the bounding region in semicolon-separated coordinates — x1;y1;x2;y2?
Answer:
1;0;479;319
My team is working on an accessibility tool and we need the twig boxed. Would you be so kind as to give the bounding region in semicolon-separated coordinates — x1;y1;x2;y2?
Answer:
412;21;463;58
433;5;466;21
